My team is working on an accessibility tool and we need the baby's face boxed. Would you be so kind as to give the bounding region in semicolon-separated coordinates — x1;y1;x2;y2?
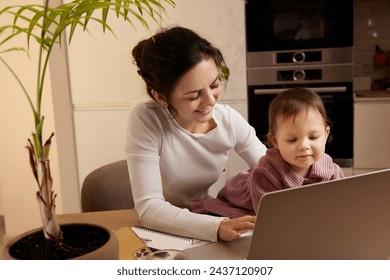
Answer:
273;108;330;177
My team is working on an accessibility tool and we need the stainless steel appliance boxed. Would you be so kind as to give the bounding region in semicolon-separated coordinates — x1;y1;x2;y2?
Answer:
245;0;354;167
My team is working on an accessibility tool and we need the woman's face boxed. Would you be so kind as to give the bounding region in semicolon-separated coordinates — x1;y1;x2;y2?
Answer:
170;58;222;133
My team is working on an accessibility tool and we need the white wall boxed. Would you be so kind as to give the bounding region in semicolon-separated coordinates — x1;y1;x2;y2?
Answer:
65;9;155;187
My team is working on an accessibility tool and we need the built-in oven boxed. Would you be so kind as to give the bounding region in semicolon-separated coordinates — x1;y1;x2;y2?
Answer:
245;0;354;167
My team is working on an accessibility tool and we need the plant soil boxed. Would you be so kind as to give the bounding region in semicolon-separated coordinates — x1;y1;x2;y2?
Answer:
9;224;110;260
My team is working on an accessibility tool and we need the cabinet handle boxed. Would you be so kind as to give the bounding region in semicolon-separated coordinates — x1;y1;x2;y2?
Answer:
254;86;347;95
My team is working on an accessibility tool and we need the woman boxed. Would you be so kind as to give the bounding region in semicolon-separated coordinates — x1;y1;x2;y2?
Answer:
126;26;266;242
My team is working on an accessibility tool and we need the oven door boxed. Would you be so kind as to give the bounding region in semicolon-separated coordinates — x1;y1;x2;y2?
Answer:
248;83;353;167
245;0;353;52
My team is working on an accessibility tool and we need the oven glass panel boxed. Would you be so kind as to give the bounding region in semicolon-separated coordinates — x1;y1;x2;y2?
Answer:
246;0;353;52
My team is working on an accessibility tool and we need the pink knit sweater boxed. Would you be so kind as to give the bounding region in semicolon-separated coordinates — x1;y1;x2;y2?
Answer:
191;148;345;218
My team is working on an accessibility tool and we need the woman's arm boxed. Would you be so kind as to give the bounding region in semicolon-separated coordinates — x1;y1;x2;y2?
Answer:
228;106;267;167
125;104;227;241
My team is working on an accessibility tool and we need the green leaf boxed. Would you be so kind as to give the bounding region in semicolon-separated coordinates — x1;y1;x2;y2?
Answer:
32;132;41;160
115;0;121;17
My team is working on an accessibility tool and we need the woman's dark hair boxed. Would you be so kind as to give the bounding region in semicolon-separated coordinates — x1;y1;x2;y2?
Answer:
267;88;332;145
132;26;229;116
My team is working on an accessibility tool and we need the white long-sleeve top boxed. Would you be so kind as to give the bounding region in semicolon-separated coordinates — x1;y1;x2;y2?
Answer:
125;100;266;241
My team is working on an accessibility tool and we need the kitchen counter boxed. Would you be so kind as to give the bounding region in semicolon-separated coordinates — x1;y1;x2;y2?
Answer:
353;90;390;173
355;90;390;102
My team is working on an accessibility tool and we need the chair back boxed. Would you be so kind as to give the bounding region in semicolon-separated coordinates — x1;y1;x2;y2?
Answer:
81;160;134;212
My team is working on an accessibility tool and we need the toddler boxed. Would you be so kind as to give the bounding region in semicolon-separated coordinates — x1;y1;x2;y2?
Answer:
191;88;345;218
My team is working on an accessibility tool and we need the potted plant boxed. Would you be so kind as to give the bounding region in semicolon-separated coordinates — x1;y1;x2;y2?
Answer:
0;0;175;259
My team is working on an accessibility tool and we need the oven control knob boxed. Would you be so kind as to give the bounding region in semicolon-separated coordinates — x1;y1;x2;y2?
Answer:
293;70;306;81
293;52;306;63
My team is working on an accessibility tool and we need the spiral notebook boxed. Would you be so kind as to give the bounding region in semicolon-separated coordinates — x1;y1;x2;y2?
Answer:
131;225;205;250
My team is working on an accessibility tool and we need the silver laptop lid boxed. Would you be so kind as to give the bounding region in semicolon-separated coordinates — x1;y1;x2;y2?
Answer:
247;169;390;260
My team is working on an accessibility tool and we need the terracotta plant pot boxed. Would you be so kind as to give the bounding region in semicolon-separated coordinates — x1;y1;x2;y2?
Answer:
2;223;118;260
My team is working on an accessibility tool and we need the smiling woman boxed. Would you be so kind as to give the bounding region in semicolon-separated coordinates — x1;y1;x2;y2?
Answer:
127;26;267;242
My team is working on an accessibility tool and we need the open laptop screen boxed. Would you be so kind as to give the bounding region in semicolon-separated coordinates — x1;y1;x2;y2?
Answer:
247;169;390;260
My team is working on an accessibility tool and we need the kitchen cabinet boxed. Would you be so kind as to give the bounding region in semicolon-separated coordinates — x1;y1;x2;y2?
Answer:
354;91;390;175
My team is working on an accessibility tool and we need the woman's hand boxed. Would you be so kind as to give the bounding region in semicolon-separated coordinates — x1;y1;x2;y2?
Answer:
217;215;256;241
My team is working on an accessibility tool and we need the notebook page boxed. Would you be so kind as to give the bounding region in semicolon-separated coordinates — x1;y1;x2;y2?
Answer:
131;226;193;250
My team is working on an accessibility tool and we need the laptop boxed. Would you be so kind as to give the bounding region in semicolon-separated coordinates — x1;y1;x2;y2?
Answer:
186;168;390;260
